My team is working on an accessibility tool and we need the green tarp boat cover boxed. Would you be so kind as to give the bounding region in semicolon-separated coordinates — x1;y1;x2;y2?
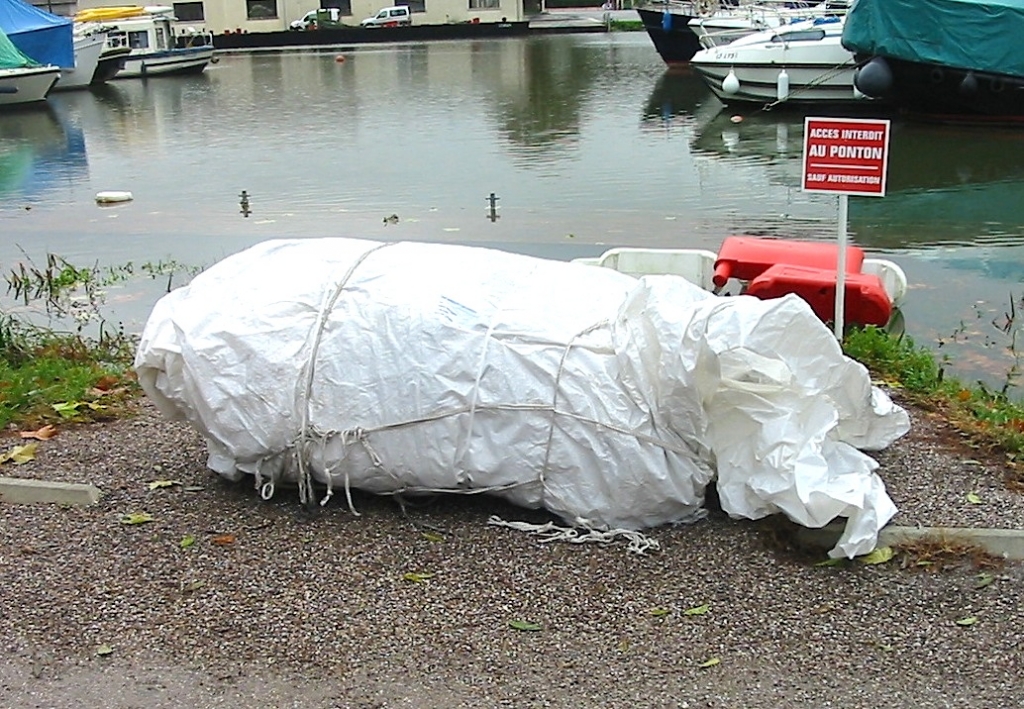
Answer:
0;25;35;69
842;0;1024;77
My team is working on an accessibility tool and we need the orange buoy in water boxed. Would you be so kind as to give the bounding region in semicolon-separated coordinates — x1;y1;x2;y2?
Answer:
335;55;346;63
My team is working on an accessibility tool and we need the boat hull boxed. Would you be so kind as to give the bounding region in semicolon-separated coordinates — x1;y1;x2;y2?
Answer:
0;65;61;106
636;6;701;64
115;46;214;78
854;55;1024;124
693;59;864;105
92;46;130;84
50;32;105;91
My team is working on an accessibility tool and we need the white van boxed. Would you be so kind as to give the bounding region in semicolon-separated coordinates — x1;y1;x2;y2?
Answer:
290;8;341;29
359;5;412;27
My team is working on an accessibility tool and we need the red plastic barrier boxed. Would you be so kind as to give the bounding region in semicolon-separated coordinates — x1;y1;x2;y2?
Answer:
745;264;892;327
713;236;865;288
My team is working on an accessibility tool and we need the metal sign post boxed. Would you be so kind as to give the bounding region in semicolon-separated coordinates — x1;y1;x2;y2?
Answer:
801;116;891;340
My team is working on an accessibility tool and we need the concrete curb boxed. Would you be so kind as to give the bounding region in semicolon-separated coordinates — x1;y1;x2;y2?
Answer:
0;477;102;506
794;521;1024;561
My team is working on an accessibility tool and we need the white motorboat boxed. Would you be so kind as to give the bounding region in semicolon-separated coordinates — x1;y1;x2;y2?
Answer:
689;1;843;50
690;15;875;107
49;31;106;90
74;6;215;79
0;63;60;105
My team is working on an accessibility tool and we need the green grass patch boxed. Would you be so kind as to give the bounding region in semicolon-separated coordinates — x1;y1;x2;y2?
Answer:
608;19;643;31
0;320;138;430
844;325;1024;461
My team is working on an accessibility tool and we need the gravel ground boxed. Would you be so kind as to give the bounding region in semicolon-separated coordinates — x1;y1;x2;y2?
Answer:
1;394;1023;708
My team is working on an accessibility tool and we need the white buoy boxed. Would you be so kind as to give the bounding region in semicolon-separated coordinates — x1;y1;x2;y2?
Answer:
722;69;740;95
95;191;133;204
776;68;790;101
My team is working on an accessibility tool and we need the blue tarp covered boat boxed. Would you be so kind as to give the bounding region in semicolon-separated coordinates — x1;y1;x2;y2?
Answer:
842;0;1024;122
0;0;73;68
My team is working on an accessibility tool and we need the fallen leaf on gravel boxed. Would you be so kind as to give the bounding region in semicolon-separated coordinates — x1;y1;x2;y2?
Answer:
420;532;444;543
683;604;710;616
508;620;542;632
93;375;121;391
19;425;57;440
211;533;236;545
814;558;844;567
698;657;720;668
96;644;114;656
974;573;994;589
648;607;671;617
955;616;978;626
180;535;196;549
966;492;983;504
402;572;434;583
1;442;39;464
147;479;182;490
858;546;895;565
119;512;154;525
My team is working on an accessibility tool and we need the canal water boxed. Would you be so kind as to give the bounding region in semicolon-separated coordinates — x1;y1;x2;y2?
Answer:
3;32;1024;394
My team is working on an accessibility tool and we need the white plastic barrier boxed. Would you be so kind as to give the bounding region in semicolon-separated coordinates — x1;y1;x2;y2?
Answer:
135;238;910;558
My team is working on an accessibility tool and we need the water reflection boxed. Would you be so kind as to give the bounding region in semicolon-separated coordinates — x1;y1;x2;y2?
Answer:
687;109;1024;250
0;105;88;200
640;68;709;127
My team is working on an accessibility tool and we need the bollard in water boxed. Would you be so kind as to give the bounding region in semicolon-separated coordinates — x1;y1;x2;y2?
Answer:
486;192;500;222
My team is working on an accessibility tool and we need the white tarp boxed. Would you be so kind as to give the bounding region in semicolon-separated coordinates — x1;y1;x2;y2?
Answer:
135;237;910;558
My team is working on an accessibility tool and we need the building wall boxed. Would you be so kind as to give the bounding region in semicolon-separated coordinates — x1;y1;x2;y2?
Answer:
74;0;525;35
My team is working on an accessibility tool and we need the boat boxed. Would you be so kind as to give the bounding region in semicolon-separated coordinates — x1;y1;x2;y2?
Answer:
636;0;834;65
90;43;131;84
843;0;1024;124
574;235;906;329
0;0;116;90
74;5;215;78
690;16;880;108
690;0;847;49
50;31;106;90
0;26;59;106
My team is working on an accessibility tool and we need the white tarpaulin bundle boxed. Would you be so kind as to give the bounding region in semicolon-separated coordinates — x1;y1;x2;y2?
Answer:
135;238;910;558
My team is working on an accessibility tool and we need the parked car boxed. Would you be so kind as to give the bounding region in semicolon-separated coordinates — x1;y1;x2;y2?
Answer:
290;8;342;29
359;5;412;27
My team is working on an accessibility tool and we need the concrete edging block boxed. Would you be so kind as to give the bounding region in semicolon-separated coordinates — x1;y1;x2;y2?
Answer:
0;476;102;506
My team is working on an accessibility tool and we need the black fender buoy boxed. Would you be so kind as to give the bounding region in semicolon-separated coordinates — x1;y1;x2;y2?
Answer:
854;56;893;98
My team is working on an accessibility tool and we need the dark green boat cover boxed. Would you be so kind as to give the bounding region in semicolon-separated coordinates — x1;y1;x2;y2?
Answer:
0;25;35;69
842;0;1024;77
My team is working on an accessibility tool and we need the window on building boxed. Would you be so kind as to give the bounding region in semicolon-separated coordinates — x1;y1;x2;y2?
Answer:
468;0;499;8
403;0;425;13
173;2;205;21
246;0;279;19
321;0;352;16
